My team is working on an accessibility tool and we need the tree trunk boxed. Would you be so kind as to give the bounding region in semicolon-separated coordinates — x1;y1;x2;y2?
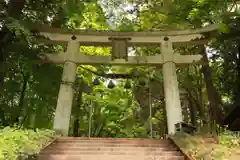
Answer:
162;104;168;137
233;44;240;104
198;69;206;126
0;0;26;88
13;72;29;125
199;45;223;127
182;99;189;123
188;97;197;126
0;107;6;126
73;84;83;137
73;117;79;137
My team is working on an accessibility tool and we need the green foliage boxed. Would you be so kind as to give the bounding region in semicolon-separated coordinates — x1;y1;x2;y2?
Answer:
219;130;240;147
0;127;56;160
69;80;158;138
219;23;230;33
172;129;240;160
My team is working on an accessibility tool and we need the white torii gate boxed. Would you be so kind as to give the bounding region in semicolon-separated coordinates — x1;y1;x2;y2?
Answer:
35;24;219;136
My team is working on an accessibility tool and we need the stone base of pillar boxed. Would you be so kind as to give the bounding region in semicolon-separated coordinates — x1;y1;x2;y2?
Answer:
53;81;75;136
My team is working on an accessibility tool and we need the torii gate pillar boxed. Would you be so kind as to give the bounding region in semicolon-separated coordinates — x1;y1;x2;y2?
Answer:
161;38;182;134
53;39;79;136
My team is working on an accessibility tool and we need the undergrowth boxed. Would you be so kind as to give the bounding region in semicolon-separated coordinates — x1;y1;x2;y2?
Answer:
0;127;57;160
172;129;240;160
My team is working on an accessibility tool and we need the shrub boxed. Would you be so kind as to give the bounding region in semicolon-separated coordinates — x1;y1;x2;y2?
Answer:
0;127;56;160
219;130;240;147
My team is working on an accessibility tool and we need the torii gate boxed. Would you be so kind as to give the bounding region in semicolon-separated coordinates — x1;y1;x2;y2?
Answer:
34;24;219;136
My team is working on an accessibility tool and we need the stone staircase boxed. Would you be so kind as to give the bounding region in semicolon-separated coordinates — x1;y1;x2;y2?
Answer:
38;137;186;160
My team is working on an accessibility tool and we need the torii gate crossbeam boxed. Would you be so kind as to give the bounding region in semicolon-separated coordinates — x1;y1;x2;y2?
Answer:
34;24;219;136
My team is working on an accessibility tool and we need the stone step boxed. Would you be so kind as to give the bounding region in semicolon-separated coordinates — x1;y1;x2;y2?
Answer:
54;141;170;145
38;154;185;160
38;138;185;160
48;142;171;148
44;146;178;151
55;137;169;143
57;137;167;141
40;150;181;156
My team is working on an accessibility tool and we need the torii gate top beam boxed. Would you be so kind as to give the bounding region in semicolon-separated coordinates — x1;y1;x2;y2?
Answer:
33;24;219;47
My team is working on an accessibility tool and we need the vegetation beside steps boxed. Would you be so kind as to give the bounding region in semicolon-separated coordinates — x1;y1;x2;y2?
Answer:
0;127;58;160
170;130;240;160
2;127;240;160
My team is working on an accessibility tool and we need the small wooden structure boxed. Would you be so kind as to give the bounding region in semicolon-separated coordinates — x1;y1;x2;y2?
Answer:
175;122;197;134
34;24;219;136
